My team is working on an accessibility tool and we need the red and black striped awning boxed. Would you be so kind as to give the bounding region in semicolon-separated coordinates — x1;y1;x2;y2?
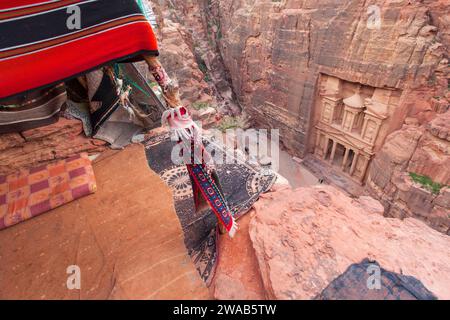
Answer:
0;0;159;100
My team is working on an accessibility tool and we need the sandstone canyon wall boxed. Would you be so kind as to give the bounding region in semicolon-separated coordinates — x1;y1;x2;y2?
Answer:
211;0;448;156
142;2;213;106
367;111;449;234
151;0;449;153
147;0;240;114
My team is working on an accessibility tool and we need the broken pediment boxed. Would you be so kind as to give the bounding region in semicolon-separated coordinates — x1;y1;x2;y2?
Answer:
364;98;389;119
313;75;403;185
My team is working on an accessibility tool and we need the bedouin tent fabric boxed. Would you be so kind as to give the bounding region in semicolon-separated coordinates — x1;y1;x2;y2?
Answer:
0;0;159;100
145;132;277;284
0;84;66;133
0;0;239;238
82;67;146;149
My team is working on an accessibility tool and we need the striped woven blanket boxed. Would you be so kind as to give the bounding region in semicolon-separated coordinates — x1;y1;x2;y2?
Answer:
0;0;159;100
0;84;66;133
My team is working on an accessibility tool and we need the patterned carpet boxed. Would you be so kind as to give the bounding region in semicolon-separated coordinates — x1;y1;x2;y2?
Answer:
315;259;437;300
144;132;276;285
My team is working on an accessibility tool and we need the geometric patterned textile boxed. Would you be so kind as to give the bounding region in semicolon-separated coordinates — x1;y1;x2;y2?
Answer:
145;133;277;285
0;153;96;230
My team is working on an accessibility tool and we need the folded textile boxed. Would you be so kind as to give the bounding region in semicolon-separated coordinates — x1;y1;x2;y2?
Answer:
85;69;121;133
93;106;144;149
0;84;66;134
63;100;93;137
0;0;158;100
114;63;166;130
0;153;97;230
315;259;438;300
84;68;144;148
187;164;236;235
145;132;277;284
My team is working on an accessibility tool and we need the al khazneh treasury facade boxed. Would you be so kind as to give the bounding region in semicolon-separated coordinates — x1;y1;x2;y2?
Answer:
313;75;403;184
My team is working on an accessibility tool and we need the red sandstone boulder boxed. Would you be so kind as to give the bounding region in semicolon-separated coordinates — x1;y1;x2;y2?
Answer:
0;118;107;176
248;185;450;300
211;213;266;300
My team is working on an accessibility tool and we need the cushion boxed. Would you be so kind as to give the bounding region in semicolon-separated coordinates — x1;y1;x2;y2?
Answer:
0;153;96;230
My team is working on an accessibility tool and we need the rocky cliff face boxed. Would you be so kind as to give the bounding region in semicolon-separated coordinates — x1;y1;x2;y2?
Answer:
164;0;448;156
147;0;240;115
0;119;107;176
367;111;450;234
212;185;450;300
144;4;212;106
221;0;448;155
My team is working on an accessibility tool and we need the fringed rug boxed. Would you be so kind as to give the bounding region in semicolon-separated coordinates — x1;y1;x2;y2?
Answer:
144;132;277;285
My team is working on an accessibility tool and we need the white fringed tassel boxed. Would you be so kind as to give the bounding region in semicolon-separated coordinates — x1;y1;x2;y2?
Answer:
123;103;136;121
118;81;135;121
228;216;239;238
161;106;201;144
161;106;190;126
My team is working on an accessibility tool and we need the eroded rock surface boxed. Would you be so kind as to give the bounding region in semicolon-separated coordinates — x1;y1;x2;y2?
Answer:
211;213;266;300
248;185;450;300
148;0;240;115
145;0;222;110
367;111;450;234
0;118;107;176
210;0;448;156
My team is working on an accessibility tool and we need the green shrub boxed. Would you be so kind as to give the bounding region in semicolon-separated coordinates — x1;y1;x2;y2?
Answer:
409;172;445;195
217;115;250;132
192;102;210;110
